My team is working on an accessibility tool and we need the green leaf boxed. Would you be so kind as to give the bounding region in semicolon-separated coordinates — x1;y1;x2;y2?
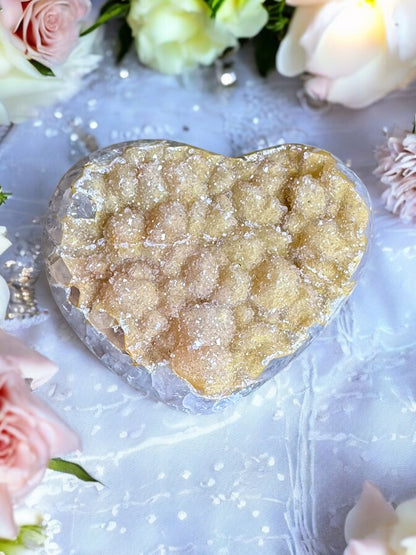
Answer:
117;19;133;63
0;186;11;206
253;28;280;77
28;59;55;77
0;524;47;554
264;0;294;33
252;0;294;77
203;0;227;18
99;0;130;15
48;458;103;485
81;0;131;36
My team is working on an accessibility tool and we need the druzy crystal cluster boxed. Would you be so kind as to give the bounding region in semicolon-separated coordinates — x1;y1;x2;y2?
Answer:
44;141;370;412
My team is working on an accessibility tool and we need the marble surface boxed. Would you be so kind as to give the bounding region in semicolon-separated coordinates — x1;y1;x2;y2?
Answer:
1;34;416;555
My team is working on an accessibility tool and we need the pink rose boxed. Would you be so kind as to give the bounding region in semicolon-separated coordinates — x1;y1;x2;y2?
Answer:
0;0;91;66
0;345;80;539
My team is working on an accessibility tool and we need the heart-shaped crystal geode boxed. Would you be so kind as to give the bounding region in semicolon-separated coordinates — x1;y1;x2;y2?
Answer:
43;140;371;413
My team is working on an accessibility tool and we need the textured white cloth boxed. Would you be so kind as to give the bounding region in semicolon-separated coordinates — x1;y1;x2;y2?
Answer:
1;42;416;554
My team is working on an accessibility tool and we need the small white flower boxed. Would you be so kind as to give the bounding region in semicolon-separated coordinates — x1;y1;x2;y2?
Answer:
0;226;11;320
0;226;11;256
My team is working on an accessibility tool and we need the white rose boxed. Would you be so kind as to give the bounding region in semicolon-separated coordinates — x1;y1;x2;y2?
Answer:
276;0;416;109
0;25;102;124
216;0;268;38
0;226;11;321
344;481;416;555
127;0;235;75
0;273;9;321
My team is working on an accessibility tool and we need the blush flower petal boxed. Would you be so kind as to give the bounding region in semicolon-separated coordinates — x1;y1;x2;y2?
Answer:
344;538;391;555
0;338;80;539
305;49;416;109
0;0;23;28
0;343;81;539
344;483;416;554
277;0;416;108
344;482;397;544
0;484;17;540
0;330;58;389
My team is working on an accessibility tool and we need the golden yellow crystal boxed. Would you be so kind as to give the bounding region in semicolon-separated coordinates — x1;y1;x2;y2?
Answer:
57;142;369;397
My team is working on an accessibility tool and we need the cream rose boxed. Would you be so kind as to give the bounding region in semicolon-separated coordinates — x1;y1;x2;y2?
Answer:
344;481;416;554
0;342;80;540
276;0;416;109
127;0;267;75
0;24;102;124
127;0;235;75
0;0;91;66
215;0;268;38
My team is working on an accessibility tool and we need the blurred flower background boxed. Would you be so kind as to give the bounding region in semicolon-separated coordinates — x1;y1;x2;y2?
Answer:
2;0;416;123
